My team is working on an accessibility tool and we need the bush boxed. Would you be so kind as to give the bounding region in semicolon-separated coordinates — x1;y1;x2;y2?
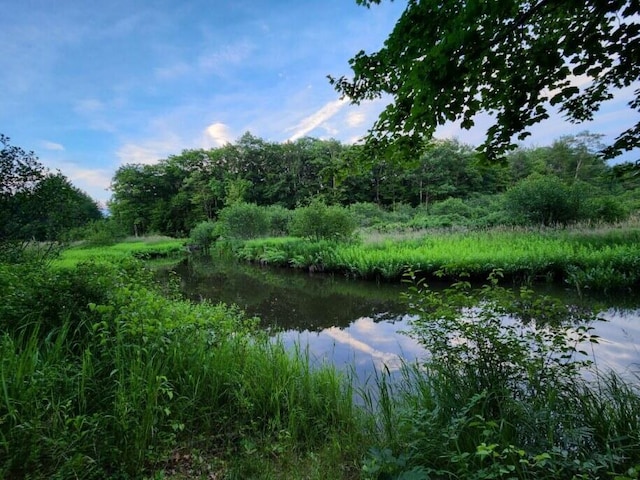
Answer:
429;197;474;218
505;174;578;225
363;273;640;479
65;219;127;246
348;202;388;228
264;205;293;236
582;196;630;223
188;220;219;254
290;200;356;241
218;202;269;239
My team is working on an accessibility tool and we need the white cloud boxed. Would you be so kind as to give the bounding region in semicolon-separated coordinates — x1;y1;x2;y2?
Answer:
74;98;105;114
42;140;65;151
198;41;253;72
324;326;403;370
116;137;182;165
286;98;348;141
204;122;234;147
346;110;366;128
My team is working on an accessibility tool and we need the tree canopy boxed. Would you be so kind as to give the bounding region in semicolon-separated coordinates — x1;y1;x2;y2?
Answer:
0;135;102;242
330;0;640;160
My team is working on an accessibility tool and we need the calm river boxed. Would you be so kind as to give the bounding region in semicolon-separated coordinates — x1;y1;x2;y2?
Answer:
164;258;640;382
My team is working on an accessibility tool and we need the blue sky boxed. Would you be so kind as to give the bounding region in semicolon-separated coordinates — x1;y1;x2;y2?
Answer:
2;1;638;206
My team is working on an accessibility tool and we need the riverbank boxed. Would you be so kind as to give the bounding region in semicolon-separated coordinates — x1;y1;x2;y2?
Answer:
2;238;639;478
228;225;640;291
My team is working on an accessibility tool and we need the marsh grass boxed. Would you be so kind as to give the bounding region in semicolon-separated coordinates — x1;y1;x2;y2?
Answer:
233;225;640;290
53;237;185;269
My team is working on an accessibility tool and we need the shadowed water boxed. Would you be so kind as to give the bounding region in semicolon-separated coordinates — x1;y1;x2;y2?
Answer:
163;258;640;382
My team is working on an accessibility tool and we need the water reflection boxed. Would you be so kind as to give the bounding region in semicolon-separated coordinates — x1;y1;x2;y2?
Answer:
164;258;640;381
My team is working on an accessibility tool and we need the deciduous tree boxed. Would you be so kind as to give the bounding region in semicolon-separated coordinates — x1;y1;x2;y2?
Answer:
331;0;640;160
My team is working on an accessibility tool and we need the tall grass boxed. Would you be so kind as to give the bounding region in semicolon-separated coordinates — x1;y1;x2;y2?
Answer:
232;227;640;290
0;258;364;479
53;236;185;268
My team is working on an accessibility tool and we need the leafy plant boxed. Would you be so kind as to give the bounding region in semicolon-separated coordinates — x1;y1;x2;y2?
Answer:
218;202;269;239
290;199;356;241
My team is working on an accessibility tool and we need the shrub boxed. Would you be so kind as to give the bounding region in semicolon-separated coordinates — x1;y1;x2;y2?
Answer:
505;174;578;225
218;202;269;239
290;200;356;241
429;197;474;218
348;202;388;228
363;272;640;479
188;220;219;254
264;205;293;236
582;196;630;223
65;219;127;246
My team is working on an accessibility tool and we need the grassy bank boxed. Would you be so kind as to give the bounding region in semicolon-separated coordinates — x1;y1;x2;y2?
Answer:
0;253;366;479
2;240;640;478
230;226;640;291
53;235;186;269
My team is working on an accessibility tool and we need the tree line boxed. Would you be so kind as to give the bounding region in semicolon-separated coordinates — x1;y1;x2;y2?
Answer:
109;131;640;237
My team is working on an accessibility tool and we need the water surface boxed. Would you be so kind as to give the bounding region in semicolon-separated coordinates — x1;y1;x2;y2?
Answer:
166;258;640;382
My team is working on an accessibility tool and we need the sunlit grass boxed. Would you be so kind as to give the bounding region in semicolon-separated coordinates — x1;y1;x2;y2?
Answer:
53;236;185;268
234;225;640;290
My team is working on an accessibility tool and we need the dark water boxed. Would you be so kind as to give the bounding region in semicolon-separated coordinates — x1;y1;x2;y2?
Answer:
165;258;640;382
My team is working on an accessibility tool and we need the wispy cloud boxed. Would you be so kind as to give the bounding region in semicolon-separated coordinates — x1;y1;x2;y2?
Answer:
324;326;403;370
155;40;255;81
42;140;65;151
116;136;183;165
286;98;348;141
198;41;254;73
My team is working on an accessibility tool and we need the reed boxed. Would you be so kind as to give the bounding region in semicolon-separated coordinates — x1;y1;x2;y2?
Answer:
233;226;640;290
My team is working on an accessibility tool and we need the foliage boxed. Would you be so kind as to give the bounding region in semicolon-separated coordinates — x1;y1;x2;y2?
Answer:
290;200;356;241
332;1;640;160
233;226;640;290
188;220;219;254
264;204;293;236
13;173;103;240
217;202;270;239
0;134;45;198
359;273;640;479
1;136;101;241
505;174;579;225
105;133;637;237
0;255;364;479
65;218;128;246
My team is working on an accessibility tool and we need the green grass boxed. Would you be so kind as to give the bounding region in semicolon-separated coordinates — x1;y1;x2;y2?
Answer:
232;226;640;290
0;257;365;479
3;237;640;479
53;236;186;268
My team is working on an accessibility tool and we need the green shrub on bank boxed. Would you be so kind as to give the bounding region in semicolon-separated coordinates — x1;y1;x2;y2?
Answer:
265;204;293;236
63;218;127;246
218;202;270;239
290;200;356;241
505;174;579;226
361;273;640;479
188;220;219;254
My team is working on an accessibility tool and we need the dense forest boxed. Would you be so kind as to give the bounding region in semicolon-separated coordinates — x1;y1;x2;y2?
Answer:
108;131;640;238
